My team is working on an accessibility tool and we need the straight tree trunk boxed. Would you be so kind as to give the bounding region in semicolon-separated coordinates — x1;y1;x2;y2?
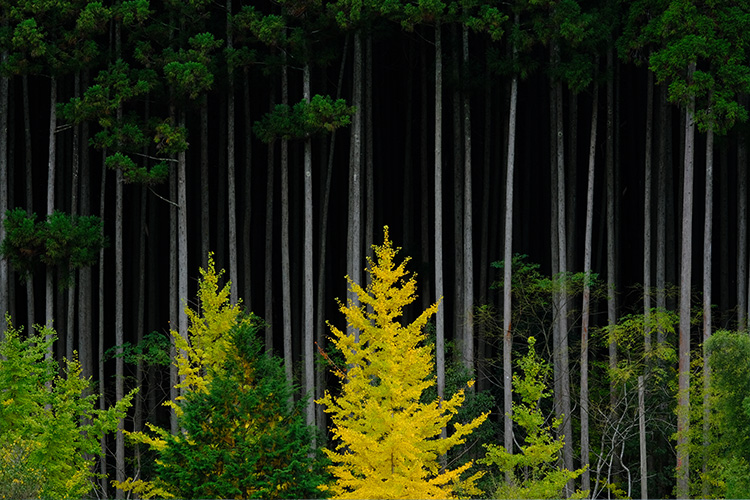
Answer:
66;73;81;361
656;83;668;341
45;77;57;354
452;25;464;354
420;39;431;314
98;150;108;497
639;375;648;500
316;34;349;436
227;0;238;305
23;76;35;332
738;124;747;331
502;37;518;462
78;85;92;380
462;24;473;374
676;64;696;499
281;59;293;387
581;73;599;494
644;70;654;354
365;35;374;273
243;67;252;306
265;88;275;353
347;32;363;339
134;185;147;471
607;50;617;405
702;124;714;498
115;129;125;500
303;61;315;429
566;89;578;271
200;95;209;270
434;22;446;441
0;48;8;339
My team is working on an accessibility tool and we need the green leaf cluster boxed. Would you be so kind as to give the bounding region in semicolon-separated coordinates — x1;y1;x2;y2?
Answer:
481;337;587;499
254;95;355;143
1;208;107;283
156;321;330;499
0;317;134;500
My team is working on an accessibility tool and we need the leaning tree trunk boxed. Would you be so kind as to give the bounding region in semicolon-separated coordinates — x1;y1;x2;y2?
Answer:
503;13;519;465
676;63;696;500
581;71;599;494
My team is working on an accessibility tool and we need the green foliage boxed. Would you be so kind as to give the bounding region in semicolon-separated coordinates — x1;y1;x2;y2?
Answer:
0;317;134;499
481;337;587;499
318;227;487;499
254;95;355;143
156;321;330;499
694;330;750;498
1;208;107;283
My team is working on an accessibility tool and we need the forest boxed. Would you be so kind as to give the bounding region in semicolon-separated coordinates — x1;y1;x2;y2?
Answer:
1;0;750;498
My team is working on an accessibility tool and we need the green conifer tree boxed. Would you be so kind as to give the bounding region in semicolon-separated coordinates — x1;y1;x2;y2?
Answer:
318;227;487;499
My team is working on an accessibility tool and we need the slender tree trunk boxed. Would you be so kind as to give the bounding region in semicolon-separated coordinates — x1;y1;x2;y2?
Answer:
243;67;252;306
66;73;81;362
316;34;349;436
644;70;654;354
281;60;293;387
169;136;179;434
702;124;714;498
452;25;464;354
581;73;599;494
607;50;617;405
738;122;747;332
0;48;8;339
23;76;35;332
79;81;92;380
420;39;431;314
435;22;446;442
639;375;648;500
567;89;578;271
462;24;473;374
115;135;125;500
265;88;275;353
200;95;209;270
503;14;519;463
719;144;729;312
656;83;668;340
134;185;147;471
227;0;238;305
676;64;696;499
45;77;57;354
178;109;189;383
365;35;374;274
98;149;108;497
347;32;363;339
303;61;315;429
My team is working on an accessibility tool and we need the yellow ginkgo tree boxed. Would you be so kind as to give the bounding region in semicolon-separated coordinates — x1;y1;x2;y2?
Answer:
318;227;488;499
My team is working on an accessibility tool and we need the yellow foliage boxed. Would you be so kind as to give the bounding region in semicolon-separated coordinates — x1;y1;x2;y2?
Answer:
318;227;488;499
173;252;248;395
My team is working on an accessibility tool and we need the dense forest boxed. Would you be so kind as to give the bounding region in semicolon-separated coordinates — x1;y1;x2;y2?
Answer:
1;0;750;498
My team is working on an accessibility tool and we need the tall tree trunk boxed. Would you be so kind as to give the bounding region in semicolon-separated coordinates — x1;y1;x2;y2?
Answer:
502;18;518;463
581;72;599;494
227;0;238;305
701;124;714;498
452;25;464;354
243;67;252;306
347;32;363;339
265;88;275;353
23;76;35;332
200;95;209;270
45;77;57;354
365;35;374;274
0;47;8;339
115;127;125;500
639;375;648;500
281;60;293;388
316;34;349;436
98;150;108;497
134;185;147;471
676;63;696;499
606;50;617;406
434;22;446;442
566;89;578;271
420;38;431;314
66;73;81;361
303;60;315;429
462;24;473;374
644;70;654;354
79;80;92;380
656;83;668;341
738;121;747;331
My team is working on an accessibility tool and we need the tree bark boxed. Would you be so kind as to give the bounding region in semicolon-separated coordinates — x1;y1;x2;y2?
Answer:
0;49;8;340
656;83;668;341
265;88;275;353
200;95;209;270
435;22;446;442
227;0;238;305
22;76;35;333
607;50;617;406
347;32;363;339
303;60;315;429
644;70;654;354
452;25;464;355
462;24;473;375
243;67;253;307
45;77;57;355
281;59;293;388
702;124;714;498
738;120;747;331
639;375;648;500
581;72;599;494
676;63;696;499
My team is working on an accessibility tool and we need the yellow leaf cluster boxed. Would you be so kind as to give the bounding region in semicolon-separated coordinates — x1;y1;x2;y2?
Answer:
318;227;488;499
